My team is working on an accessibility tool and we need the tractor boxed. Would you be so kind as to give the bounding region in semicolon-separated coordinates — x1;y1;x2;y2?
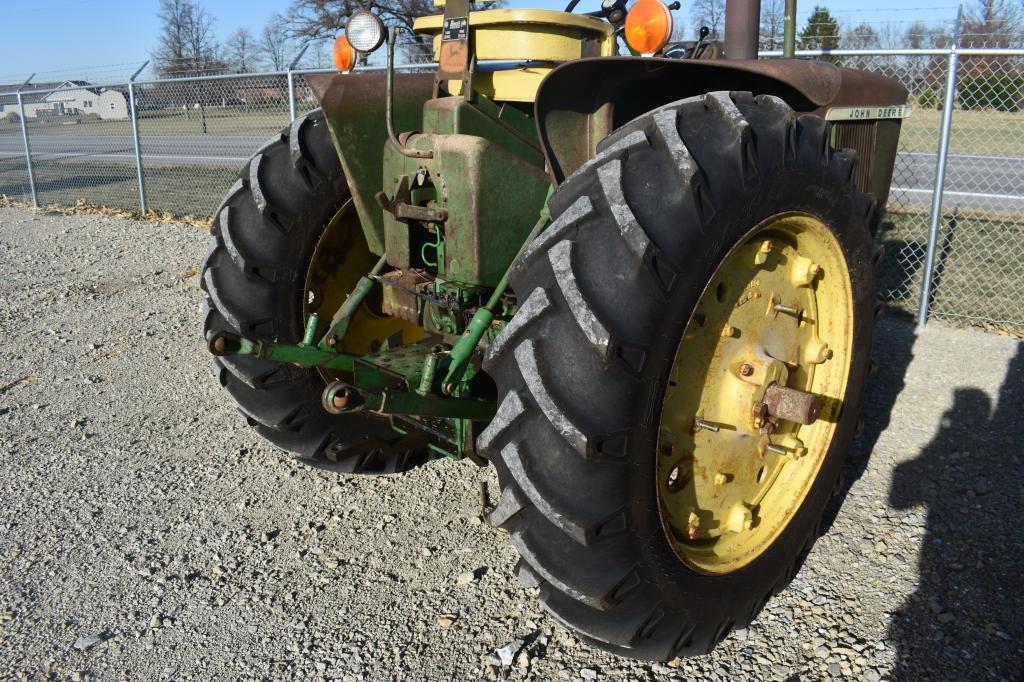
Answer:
202;0;907;660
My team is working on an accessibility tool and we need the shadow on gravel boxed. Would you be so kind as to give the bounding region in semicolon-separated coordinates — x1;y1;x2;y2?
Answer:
821;315;917;535
888;342;1024;680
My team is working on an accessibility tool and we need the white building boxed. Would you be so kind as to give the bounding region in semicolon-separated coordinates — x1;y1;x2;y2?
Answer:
0;80;129;120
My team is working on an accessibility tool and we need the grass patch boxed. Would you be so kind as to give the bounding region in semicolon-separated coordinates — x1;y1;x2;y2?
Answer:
899;109;1024;157
878;209;1024;329
0;158;233;220
0;108;290;138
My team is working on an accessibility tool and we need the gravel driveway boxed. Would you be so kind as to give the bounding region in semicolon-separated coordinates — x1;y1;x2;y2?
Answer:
1;207;1021;681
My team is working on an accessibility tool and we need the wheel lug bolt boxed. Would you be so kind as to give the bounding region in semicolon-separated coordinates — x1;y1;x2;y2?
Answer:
687;512;700;539
694;419;720;433
773;303;802;316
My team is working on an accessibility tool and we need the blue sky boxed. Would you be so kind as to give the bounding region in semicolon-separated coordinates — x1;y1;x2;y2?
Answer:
0;0;964;84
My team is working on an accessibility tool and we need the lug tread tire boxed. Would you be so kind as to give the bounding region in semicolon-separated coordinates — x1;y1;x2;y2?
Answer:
201;110;428;475
481;92;878;659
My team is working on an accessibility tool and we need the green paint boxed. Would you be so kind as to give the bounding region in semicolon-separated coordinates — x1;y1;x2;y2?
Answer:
441;186;554;392
319;254;387;349
381;93;552;288
228;335;357;372
301;313;319;347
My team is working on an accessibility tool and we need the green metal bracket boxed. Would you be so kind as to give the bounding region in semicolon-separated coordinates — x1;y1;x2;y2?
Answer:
318;254;388;350
367;390;495;420
440;187;554;394
209;331;357;372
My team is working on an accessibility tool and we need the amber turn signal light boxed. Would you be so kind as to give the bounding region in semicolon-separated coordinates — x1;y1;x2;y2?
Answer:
624;0;674;55
333;35;356;72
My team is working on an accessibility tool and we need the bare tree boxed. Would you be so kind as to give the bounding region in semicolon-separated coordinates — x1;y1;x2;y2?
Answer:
903;21;952;93
260;14;294;71
689;0;725;39
843;23;880;50
670;12;688;42
153;0;224;76
285;0;438;62
153;0;191;76
225;27;256;73
152;0;225;133
759;0;784;50
961;0;1023;48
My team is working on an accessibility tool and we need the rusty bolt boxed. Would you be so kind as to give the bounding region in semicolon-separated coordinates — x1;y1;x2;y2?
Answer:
714;472;728;486
763;383;823;425
823;348;834;360
752;402;768;419
795;447;808;459
739;362;755;377
721;324;737;338
687;512;700;540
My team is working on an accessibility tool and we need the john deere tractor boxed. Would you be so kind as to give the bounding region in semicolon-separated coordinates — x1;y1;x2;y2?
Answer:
202;0;907;659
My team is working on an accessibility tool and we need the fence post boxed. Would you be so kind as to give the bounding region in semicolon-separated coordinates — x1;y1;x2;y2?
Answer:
287;44;310;122
128;61;150;215
917;7;962;328
15;75;38;208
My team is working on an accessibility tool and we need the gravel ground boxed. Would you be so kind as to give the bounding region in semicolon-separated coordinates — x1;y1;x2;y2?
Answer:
1;206;1021;682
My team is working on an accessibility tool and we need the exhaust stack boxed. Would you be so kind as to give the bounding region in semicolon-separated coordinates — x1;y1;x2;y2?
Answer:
724;0;761;60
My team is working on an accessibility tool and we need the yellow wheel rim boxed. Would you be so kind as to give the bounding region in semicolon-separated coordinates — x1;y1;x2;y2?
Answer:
303;200;425;381
657;213;853;575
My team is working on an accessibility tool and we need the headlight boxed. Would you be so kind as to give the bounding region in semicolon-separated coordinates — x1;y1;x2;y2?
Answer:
333;35;356;72
346;10;387;54
624;0;673;55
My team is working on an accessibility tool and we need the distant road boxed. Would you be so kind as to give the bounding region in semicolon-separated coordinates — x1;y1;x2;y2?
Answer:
1;134;1022;213
0;133;262;168
889;151;1024;214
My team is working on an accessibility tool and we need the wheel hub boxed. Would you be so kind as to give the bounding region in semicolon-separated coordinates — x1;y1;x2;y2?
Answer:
657;213;853;574
303;201;425;382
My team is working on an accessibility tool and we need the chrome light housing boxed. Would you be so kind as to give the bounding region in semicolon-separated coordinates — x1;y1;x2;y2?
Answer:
345;10;387;54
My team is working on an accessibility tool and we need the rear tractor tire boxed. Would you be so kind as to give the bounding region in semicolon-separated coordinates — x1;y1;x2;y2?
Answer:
202;110;429;474
480;91;879;659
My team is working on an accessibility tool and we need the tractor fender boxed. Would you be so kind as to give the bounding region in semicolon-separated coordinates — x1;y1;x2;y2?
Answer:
534;57;908;187
307;72;436;255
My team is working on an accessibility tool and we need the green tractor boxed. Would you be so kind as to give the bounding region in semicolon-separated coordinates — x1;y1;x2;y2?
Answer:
202;0;907;659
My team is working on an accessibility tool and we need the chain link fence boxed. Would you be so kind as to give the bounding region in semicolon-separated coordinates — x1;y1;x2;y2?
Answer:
1;50;1022;330
799;48;1024;330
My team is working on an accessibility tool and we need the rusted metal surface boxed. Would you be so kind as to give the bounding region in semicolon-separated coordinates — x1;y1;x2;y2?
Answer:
724;0;761;60
763;383;823;425
381;269;433;322
436;0;472;85
533;57;907;184
307;71;436;255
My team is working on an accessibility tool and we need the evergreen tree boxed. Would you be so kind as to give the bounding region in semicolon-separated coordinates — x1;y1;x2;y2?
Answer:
798;6;841;52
